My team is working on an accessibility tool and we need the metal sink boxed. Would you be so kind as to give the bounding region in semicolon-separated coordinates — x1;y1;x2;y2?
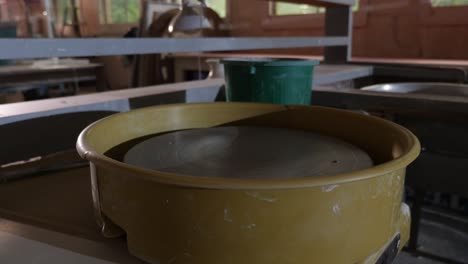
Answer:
362;82;468;97
359;82;468;264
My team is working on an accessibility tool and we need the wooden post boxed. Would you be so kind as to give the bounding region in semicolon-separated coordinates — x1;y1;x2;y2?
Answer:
324;5;352;63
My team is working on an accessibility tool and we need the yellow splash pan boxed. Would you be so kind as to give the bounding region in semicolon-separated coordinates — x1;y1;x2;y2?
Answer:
77;103;420;264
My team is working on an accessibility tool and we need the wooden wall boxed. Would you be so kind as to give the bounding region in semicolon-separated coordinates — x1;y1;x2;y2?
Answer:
229;0;468;60
6;0;467;60
1;0;46;37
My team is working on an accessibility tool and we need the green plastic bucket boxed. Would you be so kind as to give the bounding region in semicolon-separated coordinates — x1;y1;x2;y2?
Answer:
221;58;319;105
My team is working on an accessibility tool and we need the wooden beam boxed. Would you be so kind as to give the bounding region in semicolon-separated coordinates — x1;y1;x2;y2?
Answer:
324;5;352;63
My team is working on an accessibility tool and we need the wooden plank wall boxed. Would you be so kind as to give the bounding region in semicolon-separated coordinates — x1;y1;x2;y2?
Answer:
229;0;468;60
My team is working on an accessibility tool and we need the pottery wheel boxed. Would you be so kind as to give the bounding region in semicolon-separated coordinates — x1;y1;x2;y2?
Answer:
124;126;373;179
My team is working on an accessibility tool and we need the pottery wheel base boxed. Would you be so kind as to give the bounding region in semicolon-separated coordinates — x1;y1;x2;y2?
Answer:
124;126;373;179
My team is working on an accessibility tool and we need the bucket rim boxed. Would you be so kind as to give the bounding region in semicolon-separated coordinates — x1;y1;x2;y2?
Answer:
220;58;320;67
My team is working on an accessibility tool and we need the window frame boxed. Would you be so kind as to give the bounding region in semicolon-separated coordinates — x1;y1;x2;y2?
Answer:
261;0;368;30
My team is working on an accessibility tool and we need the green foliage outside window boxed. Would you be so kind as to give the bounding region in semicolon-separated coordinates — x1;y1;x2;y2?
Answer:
431;0;468;7
101;0;226;24
108;0;140;23
274;1;359;16
56;0;79;24
205;0;227;18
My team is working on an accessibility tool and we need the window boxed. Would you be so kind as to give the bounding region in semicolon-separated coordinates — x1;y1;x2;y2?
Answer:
98;0;226;25
205;0;227;18
167;0;227;18
431;0;468;7
100;0;140;24
272;0;359;16
274;3;326;15
56;0;80;25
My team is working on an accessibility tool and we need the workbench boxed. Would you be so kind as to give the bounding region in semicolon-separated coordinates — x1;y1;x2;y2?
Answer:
0;62;106;91
1;80;466;264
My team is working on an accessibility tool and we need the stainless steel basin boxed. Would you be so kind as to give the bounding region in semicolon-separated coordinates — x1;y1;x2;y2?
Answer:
362;82;468;97
360;83;468;192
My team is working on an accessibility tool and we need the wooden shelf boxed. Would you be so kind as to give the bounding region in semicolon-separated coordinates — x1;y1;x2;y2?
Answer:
0;37;348;60
0;64;373;125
